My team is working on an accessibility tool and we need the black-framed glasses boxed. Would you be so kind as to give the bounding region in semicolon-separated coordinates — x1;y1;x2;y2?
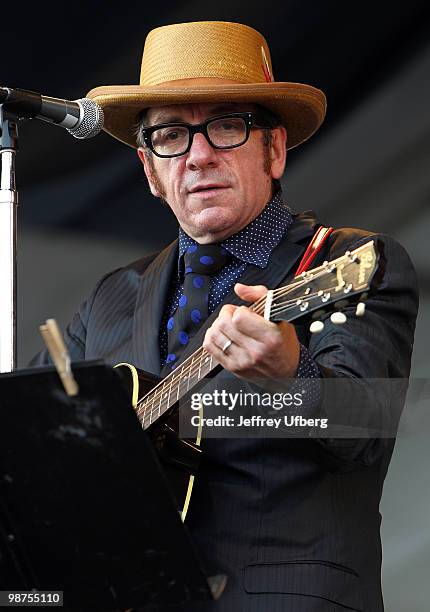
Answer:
141;112;272;158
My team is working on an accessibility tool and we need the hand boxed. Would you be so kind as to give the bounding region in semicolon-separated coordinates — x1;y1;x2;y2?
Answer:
203;282;300;381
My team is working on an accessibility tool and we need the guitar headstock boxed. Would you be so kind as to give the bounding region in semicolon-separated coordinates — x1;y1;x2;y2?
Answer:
269;240;385;329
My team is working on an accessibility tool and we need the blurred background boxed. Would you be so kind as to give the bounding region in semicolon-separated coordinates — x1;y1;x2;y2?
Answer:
2;1;429;609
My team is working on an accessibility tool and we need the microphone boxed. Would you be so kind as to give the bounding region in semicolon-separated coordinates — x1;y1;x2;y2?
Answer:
0;86;104;139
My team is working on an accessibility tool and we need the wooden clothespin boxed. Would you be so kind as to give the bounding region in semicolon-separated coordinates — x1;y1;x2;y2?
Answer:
39;318;79;397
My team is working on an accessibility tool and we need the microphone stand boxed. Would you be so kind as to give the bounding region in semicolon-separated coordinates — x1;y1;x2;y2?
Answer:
0;105;18;372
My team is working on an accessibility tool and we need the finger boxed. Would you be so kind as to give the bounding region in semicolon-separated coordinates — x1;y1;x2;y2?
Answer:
218;304;238;319
203;325;235;359
203;335;249;374
214;330;234;353
204;333;273;380
234;283;268;303
206;314;251;351
231;306;279;342
213;305;278;348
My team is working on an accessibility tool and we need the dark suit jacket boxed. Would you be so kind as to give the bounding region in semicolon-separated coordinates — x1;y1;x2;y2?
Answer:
32;212;419;612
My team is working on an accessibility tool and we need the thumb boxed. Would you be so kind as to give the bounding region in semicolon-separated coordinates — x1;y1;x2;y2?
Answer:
234;283;268;303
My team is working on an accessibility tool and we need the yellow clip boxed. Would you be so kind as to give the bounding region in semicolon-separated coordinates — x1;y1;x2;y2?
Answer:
39;319;79;397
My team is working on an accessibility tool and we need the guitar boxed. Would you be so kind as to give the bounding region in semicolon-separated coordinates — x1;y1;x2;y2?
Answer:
115;240;384;520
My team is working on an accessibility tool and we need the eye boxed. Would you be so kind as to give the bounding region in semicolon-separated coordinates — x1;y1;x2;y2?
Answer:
152;126;188;147
214;119;242;132
164;129;181;141
220;121;236;130
159;128;182;142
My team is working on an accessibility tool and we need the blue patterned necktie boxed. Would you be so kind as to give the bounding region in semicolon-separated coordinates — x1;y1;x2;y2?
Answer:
161;243;231;375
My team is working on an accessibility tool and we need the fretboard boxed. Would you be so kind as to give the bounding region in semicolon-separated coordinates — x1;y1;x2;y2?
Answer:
135;346;219;430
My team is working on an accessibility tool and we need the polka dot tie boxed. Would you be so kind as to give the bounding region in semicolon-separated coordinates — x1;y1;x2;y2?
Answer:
161;244;231;375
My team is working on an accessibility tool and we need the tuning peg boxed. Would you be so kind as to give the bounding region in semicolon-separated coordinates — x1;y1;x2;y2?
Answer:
330;312;347;325
355;302;366;317
310;320;324;334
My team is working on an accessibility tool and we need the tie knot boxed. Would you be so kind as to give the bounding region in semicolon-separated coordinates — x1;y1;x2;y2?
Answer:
183;244;231;276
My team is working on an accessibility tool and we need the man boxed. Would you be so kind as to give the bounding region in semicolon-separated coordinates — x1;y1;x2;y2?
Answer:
32;21;418;611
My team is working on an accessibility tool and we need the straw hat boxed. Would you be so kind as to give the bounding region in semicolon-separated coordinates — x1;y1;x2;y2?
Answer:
86;21;326;150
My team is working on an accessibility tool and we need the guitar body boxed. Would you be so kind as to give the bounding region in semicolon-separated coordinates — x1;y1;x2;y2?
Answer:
112;241;382;522
114;363;203;521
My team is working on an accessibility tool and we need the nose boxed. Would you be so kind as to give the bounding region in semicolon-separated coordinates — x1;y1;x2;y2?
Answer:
186;132;218;170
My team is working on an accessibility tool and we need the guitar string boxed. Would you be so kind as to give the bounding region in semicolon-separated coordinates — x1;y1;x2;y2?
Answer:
135;291;268;423
135;288;275;421
136;298;266;426
138;256;373;428
138;281;342;428
136;267;354;426
136;251;368;426
135;261;347;420
138;288;340;427
137;279;346;427
270;285;350;316
136;288;279;424
136;293;275;427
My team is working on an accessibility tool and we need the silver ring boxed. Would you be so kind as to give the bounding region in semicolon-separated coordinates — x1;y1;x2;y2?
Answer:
222;339;232;354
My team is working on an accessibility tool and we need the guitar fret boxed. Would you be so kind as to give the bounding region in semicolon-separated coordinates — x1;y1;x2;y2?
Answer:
158;380;165;419
197;351;202;381
187;355;194;391
142;403;149;429
145;350;215;421
176;371;182;401
166;379;172;416
149;390;155;425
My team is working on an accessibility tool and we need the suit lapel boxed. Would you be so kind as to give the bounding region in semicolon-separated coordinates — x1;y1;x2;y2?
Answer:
174;212;319;367
132;239;178;375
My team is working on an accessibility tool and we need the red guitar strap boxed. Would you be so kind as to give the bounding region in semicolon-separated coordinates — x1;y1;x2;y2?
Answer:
295;225;334;277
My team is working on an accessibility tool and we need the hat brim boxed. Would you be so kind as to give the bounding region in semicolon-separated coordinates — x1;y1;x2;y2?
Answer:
86;82;326;150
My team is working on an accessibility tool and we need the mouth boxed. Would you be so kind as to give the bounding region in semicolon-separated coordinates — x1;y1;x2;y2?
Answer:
188;184;229;194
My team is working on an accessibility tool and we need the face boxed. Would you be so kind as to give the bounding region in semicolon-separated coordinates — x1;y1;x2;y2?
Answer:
137;102;287;243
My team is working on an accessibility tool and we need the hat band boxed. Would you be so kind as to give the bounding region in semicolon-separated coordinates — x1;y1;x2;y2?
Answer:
145;77;248;89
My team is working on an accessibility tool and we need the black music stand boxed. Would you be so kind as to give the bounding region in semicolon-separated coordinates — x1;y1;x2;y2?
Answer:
0;361;225;609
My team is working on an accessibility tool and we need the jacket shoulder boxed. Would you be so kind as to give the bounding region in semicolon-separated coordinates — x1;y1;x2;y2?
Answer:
326;226;416;276
328;226;376;255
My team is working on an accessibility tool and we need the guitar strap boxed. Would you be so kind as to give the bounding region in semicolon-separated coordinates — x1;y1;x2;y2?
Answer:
295;225;334;277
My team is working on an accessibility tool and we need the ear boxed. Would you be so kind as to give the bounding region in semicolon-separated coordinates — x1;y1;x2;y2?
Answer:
269;126;287;180
137;147;161;198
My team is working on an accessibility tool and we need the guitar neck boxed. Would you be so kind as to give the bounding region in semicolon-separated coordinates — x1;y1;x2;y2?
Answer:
134;240;380;431
136;345;220;430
